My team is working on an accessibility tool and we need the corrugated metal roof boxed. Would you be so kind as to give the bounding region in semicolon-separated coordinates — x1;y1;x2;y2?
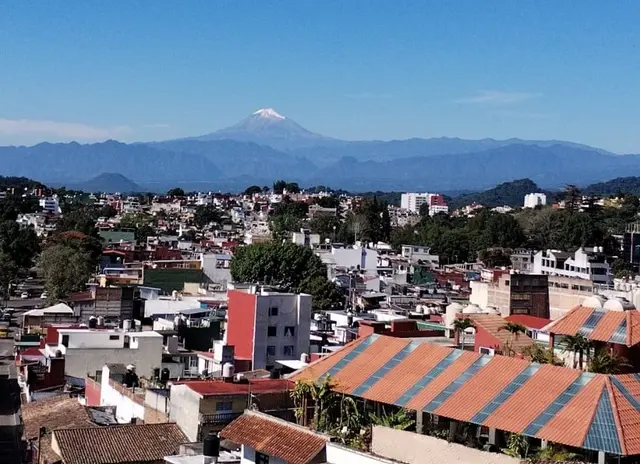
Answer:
546;306;640;347
290;333;640;456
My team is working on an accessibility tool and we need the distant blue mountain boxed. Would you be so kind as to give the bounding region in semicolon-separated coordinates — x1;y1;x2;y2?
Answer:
0;109;636;193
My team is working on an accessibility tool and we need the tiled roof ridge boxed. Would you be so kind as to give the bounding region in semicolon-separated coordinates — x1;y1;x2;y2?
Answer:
245;409;331;439
542;304;584;332
605;377;628;455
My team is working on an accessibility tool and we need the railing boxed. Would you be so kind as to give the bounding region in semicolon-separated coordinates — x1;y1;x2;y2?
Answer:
199;412;242;424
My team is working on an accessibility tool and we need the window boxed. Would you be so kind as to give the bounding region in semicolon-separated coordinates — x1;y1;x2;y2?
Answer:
266;346;276;356
61;335;69;347
255;452;270;464
479;347;495;356
267;326;277;337
283;345;295;356
504;280;510;287
216;401;233;412
269;306;278;317
284;326;295;337
109;335;120;341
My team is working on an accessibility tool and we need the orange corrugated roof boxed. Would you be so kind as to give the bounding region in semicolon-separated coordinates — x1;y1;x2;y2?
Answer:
483;364;580;433
291;333;640;456
333;337;410;393
537;375;605;447
404;351;481;411
362;343;451;404
547;306;640;347
290;337;367;383
434;355;528;423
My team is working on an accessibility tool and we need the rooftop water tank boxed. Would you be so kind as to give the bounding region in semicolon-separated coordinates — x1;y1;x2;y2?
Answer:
222;362;234;380
445;302;463;327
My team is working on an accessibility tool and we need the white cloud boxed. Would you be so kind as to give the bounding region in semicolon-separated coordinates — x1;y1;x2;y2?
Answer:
454;90;541;105
346;92;393;100
0;118;131;140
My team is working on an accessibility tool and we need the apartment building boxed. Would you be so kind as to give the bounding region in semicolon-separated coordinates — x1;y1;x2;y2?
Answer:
523;192;547;208
401;245;440;267
400;192;448;215
44;327;163;380
532;247;611;285
39;195;61;215
226;286;311;371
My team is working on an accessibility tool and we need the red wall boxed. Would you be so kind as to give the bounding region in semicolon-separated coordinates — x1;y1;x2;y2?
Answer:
226;290;257;361
85;377;101;406
473;327;501;353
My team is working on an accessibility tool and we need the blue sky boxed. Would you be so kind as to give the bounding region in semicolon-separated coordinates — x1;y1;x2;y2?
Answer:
1;1;638;152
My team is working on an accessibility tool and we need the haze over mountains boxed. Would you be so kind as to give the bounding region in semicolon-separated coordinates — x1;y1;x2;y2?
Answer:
0;108;638;192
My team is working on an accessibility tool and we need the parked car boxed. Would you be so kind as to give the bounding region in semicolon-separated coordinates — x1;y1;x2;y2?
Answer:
40;292;48;300
20;292;29;299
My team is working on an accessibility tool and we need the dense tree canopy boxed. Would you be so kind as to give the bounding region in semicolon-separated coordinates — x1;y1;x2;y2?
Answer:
193;205;221;229
167;187;185;197
230;242;343;311
244;185;263;196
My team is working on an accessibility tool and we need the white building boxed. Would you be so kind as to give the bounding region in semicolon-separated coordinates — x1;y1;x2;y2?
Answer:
226;286;312;371
45;328;163;380
291;229;321;248
532;248;611;285
523;192;547;209
400;192;448;215
401;245;439;267
317;244;379;279
39;196;62;215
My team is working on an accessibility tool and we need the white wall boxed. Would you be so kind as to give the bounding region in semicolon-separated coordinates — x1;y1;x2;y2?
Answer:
144;299;202;317
99;372;145;423
253;293;311;370
327;247;379;272
169;383;202;442
371;426;519;464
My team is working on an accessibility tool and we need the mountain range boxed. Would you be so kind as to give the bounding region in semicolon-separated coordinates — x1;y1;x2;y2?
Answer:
0;108;638;192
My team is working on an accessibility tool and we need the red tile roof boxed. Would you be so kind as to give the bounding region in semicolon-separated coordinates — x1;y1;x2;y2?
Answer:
221;411;328;464
468;314;534;353
291;333;640;456
176;378;292;396
51;423;187;464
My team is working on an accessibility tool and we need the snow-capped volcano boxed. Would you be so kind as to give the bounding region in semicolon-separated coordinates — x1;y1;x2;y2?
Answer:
253;108;286;120
185;108;336;150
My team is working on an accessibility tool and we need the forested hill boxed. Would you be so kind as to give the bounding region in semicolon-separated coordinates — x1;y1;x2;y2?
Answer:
448;179;553;209
582;177;640;197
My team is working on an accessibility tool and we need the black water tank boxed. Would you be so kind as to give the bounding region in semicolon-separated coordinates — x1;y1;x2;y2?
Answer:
88;317;97;329
203;432;220;458
160;368;170;383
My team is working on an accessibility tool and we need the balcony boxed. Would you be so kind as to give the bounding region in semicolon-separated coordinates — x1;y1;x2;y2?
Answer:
199;412;242;424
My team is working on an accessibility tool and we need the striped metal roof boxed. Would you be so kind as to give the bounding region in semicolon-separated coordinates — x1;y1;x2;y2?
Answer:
545;306;640;347
291;334;640;456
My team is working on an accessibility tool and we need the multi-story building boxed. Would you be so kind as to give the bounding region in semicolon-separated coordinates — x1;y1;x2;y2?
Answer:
523;192;547;208
226;286;311;371
291;229;321;248
470;273;593;320
623;222;640;271
400;192;448;215
510;249;535;273
67;286;137;324
169;378;292;441
44;327;163;380
400;245;439;267
39;195;61;215
532;247;611;285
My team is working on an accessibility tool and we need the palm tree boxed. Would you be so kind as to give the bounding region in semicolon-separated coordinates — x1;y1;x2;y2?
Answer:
369;407;415;431
290;376;336;430
498;322;527;357
561;334;591;370
587;350;630;374
453;318;475;351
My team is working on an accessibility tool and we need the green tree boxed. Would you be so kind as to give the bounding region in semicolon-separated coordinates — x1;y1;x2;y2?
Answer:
40;244;95;300
272;180;287;194
299;276;343;312
0;221;40;269
521;344;562;365
478;249;512;268
611;258;633;278
308;215;341;241
244;185;262;196
564;184;582;215
167;187;185;197
55;207;99;236
0;252;17;304
193;205;221;229
270;214;302;241
231;242;339;309
587;350;629;374
562;334;591;370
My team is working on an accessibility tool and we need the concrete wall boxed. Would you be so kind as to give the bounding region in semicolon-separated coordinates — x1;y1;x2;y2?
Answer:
169;384;201;442
64;336;163;379
100;380;145;423
371;426;519;464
